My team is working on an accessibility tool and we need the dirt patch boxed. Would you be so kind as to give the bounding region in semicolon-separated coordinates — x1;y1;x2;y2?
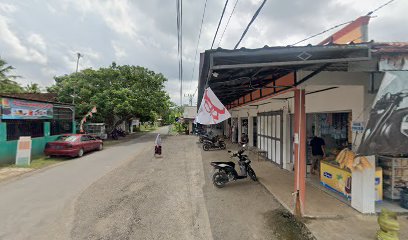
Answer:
265;209;316;240
0;167;33;182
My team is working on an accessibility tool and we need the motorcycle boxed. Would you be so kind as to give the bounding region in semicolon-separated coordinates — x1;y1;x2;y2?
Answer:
210;145;257;188
203;136;226;151
199;132;213;143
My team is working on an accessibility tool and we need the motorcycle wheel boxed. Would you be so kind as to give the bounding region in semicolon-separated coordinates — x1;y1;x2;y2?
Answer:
212;171;228;188
248;167;258;181
203;144;210;151
220;142;226;149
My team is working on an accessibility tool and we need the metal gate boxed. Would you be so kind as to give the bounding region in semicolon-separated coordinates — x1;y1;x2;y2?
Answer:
257;111;283;168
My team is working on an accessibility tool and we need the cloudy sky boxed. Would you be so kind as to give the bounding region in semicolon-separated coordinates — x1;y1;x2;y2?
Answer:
0;0;407;105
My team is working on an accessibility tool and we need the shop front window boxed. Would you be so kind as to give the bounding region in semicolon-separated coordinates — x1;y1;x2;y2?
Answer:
51;106;73;135
6;120;44;141
50;120;73;135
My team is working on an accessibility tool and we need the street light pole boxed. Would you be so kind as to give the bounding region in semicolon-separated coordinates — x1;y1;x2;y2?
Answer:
75;52;82;73
73;53;82;104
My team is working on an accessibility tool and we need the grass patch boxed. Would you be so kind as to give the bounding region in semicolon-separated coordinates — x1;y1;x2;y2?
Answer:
28;157;65;169
0;156;64;170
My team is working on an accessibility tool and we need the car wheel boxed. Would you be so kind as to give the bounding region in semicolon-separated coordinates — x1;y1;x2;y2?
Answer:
77;148;84;157
98;144;103;151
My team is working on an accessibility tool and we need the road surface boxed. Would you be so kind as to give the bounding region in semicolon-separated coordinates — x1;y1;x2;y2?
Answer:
0;127;282;240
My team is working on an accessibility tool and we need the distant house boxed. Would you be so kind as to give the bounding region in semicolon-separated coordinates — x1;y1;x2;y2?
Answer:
183;106;197;134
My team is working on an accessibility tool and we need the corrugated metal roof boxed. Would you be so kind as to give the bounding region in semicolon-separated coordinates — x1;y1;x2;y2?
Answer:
0;93;72;105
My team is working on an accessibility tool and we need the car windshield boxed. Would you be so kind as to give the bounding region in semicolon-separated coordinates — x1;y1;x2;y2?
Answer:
56;136;78;142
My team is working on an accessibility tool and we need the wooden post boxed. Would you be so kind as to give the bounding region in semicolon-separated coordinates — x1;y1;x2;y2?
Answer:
294;89;306;215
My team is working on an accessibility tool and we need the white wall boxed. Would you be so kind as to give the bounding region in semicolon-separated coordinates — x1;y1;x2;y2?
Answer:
229;71;380;169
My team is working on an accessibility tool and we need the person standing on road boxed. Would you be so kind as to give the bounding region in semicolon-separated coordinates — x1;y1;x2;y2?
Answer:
154;134;162;157
310;135;325;176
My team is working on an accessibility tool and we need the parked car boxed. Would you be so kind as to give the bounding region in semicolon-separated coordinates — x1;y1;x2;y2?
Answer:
44;134;103;158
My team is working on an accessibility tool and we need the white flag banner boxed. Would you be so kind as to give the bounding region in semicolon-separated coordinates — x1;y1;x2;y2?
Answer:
196;87;231;125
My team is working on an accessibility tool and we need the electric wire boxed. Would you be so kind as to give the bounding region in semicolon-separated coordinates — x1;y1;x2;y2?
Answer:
366;0;395;16
176;0;183;105
211;0;229;49
217;0;239;48
291;20;353;46
189;0;208;93
291;0;397;46
180;0;183;105
234;0;267;49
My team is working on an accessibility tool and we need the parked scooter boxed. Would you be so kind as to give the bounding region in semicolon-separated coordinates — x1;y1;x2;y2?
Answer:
199;131;213;143
203;136;226;151
210;145;257;188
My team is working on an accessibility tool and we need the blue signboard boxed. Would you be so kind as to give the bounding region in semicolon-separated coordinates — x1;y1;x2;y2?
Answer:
1;98;53;119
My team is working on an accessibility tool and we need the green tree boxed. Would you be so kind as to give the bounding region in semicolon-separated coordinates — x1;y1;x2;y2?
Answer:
24;83;41;93
48;63;171;132
0;58;23;93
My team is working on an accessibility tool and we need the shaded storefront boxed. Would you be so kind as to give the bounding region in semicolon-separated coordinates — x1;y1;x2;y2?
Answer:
198;41;408;214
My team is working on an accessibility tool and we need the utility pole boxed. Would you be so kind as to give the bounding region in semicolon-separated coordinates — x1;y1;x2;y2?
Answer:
184;93;193;106
73;53;82;104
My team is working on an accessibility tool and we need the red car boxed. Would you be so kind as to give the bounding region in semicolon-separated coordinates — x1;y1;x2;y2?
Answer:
44;134;103;158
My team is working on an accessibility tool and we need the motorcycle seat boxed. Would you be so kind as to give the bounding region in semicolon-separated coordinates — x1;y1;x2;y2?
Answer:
211;161;235;168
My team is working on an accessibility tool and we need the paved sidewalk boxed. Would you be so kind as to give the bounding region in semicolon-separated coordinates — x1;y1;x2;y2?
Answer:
226;143;408;240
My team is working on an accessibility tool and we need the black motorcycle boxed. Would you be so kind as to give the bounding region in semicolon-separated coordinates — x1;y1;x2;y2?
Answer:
199;133;214;143
203;136;226;151
210;145;257;188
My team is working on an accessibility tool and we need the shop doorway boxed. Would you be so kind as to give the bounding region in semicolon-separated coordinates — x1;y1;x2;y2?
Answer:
257;111;283;168
306;112;351;164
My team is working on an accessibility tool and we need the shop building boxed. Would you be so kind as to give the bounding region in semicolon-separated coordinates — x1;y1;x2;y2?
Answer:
183;106;197;134
0;93;75;164
198;41;408;214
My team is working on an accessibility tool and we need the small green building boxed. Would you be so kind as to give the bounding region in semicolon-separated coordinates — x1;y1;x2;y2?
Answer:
0;93;75;164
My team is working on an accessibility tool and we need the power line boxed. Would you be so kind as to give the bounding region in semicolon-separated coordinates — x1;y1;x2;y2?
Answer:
211;0;229;49
176;0;183;106
180;0;183;106
218;0;239;48
189;0;208;93
291;20;353;46
366;0;395;16
291;0;397;46
234;0;267;49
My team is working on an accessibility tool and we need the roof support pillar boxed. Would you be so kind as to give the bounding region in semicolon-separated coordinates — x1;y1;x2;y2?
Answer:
293;88;306;216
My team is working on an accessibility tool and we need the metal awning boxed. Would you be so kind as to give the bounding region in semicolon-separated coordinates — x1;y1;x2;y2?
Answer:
197;43;372;107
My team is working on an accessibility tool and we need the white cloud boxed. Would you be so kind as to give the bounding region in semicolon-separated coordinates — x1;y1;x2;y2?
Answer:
111;41;127;59
0;15;47;64
0;2;17;13
69;0;137;37
28;33;47;51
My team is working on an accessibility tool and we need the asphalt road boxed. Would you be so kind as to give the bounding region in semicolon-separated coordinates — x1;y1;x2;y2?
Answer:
0;127;168;240
0;128;282;240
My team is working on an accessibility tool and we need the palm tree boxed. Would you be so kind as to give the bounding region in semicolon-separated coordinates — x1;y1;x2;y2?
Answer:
0;58;23;93
24;83;41;93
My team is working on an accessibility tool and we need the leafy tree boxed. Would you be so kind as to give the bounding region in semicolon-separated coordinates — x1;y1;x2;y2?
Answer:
48;63;171;132
0;58;23;93
24;83;41;93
